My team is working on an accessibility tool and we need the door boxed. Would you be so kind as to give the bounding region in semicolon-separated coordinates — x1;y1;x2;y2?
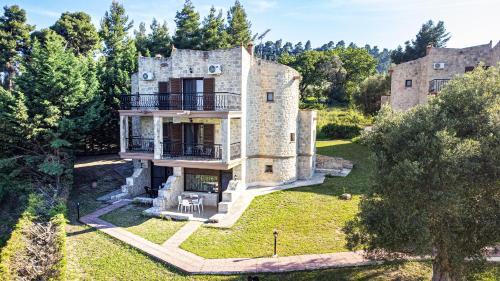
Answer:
219;171;233;202
169;78;182;109
183;79;197;110
170;123;182;156
183;123;200;156
151;165;173;191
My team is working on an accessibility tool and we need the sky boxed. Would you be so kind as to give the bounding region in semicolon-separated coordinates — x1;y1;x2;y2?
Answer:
4;0;500;50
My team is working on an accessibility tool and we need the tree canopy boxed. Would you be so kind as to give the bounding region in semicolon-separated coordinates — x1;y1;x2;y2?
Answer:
201;6;229;50
0;5;34;89
345;65;500;281
51;11;100;55
226;0;252;46
391;20;451;64
173;0;202;49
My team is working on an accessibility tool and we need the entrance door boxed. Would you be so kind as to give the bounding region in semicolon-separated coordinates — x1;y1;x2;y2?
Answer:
151;165;173;191
219;171;233;202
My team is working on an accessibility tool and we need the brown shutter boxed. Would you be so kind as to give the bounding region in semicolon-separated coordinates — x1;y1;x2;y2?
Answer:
171;123;182;155
203;124;214;144
162;123;170;139
170;78;182;109
203;78;215;110
158;82;169;93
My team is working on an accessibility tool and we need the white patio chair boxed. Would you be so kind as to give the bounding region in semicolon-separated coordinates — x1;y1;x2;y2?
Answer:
192;198;204;213
181;199;192;213
177;195;183;211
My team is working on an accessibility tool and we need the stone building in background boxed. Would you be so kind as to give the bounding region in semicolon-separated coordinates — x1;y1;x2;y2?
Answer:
383;40;500;111
115;45;317;216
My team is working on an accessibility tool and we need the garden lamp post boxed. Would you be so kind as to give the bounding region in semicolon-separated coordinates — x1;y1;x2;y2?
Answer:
273;229;278;258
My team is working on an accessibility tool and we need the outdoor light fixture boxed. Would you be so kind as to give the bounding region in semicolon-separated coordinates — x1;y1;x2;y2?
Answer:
273;229;278;258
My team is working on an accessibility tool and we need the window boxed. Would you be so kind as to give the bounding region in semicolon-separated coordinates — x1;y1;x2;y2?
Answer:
405;80;412;88
290;133;295;142
265;165;273;173
266;92;274;102
184;174;219;193
465;66;474;72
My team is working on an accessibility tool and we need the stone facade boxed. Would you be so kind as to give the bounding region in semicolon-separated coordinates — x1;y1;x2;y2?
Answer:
386;41;500;111
120;46;316;211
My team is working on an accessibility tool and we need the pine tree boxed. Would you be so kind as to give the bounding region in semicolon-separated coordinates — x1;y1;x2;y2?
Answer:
148;18;172;57
304;40;312;51
97;1;137;149
201;6;228;50
51;11;100;55
226;0;251;47
0;5;34;90
173;0;201;49
134;22;150;56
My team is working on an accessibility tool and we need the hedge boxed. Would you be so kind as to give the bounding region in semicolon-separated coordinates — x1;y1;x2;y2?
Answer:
0;194;67;281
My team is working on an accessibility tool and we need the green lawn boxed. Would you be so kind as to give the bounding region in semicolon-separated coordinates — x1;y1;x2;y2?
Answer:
100;204;187;244
180;140;372;258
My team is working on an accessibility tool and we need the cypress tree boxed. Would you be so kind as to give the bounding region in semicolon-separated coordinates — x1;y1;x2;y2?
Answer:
226;0;251;47
201;6;229;50
173;0;201;49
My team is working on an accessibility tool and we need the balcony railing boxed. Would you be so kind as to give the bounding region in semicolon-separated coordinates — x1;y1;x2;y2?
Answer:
120;92;241;111
161;141;222;160
126;137;154;153
230;142;241;160
429;79;450;94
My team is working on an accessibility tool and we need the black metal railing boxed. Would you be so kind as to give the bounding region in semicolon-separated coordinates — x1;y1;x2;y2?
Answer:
126;137;154;153
230;142;241;160
161;141;222;160
120;92;241;111
429;79;450;94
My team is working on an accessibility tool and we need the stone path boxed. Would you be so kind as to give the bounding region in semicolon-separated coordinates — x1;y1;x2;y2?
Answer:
80;199;378;275
81;196;500;275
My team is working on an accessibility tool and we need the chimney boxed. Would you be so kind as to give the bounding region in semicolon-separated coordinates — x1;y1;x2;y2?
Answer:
246;43;254;56
426;44;433;55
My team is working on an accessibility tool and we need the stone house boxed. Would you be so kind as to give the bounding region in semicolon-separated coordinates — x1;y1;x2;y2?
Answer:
383;40;500;111
116;45;317;216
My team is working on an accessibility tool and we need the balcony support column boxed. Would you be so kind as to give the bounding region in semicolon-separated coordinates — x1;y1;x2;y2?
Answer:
221;118;231;163
120;115;128;153
154;116;163;160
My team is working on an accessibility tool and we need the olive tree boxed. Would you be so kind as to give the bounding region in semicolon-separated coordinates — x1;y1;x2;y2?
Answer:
345;65;500;281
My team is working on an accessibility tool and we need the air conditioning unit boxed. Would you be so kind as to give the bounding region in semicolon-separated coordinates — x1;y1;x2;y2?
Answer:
207;64;222;75
142;72;155;80
433;63;446;70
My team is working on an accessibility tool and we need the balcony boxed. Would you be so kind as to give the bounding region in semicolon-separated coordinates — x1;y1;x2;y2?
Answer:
161;142;223;160
429;79;450;94
120;92;241;111
126;137;154;153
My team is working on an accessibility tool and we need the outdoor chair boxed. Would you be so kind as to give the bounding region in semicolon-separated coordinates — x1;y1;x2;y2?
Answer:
181;199;192;213
192;198;204;213
177;195;183;211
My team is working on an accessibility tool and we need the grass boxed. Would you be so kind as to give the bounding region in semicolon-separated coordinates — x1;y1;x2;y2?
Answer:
180;140;372;258
100;204;187;244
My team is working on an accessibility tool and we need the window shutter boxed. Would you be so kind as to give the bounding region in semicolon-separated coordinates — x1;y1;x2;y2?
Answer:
170;78;182;109
170;123;182;156
203;78;215;110
203;124;214;144
158;82;169;93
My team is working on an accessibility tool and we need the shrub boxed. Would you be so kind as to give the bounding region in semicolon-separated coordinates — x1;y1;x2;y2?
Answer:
0;194;67;281
317;108;372;139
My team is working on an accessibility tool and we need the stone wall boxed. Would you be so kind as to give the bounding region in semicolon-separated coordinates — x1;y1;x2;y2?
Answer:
297;110;317;179
390;41;500;111
122;159;151;196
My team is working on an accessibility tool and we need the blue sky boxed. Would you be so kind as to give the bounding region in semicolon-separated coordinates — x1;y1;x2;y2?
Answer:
4;0;500;50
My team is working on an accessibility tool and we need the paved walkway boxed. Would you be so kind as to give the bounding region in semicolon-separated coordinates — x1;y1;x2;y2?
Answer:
81;195;500;275
80;199;377;275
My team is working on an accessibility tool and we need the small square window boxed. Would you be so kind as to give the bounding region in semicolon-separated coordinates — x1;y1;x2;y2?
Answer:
265;165;273;173
465;66;474;72
405;80;412;88
290;133;295;142
266;92;274;102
